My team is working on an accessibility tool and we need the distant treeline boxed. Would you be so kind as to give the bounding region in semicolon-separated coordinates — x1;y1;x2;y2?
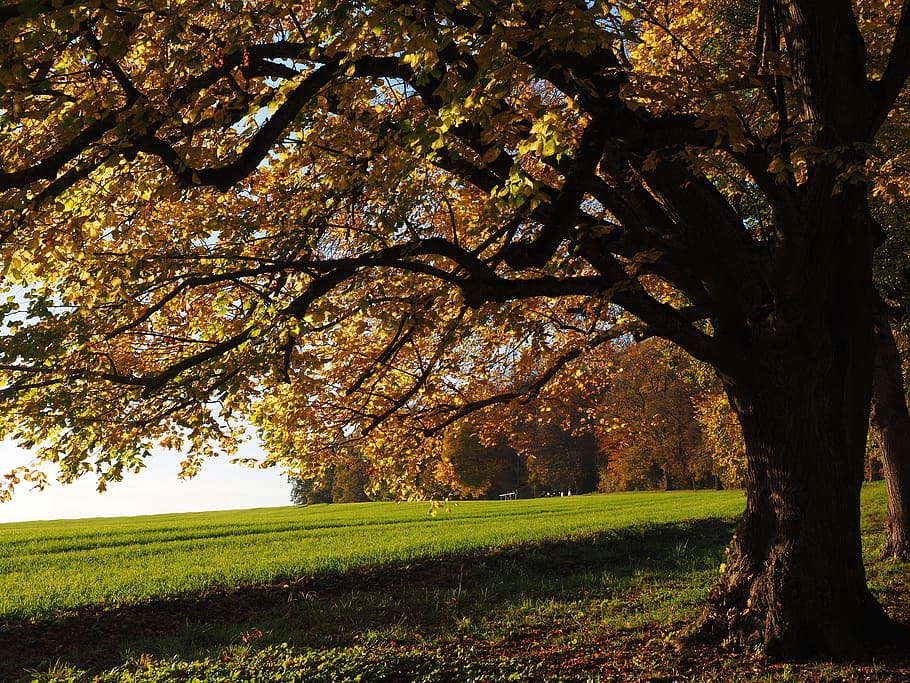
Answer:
291;340;756;505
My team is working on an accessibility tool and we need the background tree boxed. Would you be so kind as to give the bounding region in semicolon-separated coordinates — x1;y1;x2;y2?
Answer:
870;309;910;557
870;190;910;559
594;341;713;492
0;0;909;658
290;473;333;506
447;339;735;496
443;422;523;499
331;455;372;503
517;416;600;496
865;12;910;558
691;384;746;490
290;448;372;504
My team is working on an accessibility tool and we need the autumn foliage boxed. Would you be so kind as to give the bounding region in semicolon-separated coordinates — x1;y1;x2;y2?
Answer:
438;339;745;498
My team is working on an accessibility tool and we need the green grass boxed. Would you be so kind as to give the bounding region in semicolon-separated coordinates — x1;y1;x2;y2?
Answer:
2;485;908;682
0;490;743;617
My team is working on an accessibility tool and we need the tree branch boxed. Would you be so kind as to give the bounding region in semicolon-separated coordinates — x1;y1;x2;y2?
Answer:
363;308;468;433
133;58;343;191
0;113;121;191
105;266;281;338
278;237;608;314
139;327;253;398
503;110;607;270
423;324;642;435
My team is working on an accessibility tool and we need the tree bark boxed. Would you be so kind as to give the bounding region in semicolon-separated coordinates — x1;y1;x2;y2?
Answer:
870;309;910;559
699;376;892;657
693;189;910;658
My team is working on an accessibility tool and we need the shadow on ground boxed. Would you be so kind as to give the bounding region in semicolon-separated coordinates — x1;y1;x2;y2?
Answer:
2;517;732;680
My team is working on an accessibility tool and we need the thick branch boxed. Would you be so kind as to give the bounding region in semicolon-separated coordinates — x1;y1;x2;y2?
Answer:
278;237;608;313
139;327;252;398
503;111;607;270
0;113;120;191
573;236;743;379
133;58;343;191
776;0;871;143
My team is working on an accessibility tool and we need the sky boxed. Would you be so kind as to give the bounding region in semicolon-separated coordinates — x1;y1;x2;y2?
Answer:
0;439;292;524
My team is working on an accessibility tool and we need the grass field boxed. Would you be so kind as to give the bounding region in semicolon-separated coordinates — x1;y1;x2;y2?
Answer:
0;490;743;617
1;485;908;682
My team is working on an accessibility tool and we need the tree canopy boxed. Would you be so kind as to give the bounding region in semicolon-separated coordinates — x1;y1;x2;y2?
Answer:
0;0;895;489
2;0;910;658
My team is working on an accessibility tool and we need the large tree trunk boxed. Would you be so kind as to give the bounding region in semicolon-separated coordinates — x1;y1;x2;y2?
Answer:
695;188;910;658
870;309;910;559
700;373;894;658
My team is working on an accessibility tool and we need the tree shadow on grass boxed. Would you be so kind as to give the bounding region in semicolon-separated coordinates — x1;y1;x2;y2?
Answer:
1;518;735;680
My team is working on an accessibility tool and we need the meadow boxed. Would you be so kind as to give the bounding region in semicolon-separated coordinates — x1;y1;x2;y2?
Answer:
0;490;743;617
1;485;908;682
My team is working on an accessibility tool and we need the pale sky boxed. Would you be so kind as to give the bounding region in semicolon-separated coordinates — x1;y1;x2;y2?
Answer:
0;439;292;524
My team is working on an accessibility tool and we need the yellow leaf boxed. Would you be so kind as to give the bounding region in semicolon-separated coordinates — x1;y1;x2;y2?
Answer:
768;158;786;174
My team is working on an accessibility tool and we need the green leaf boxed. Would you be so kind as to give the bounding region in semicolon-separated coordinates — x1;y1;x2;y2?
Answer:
618;3;639;21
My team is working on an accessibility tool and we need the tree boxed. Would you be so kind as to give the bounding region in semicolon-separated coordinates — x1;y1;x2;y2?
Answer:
867;64;910;559
443;421;523;499
593;341;713;492
870;200;910;559
691;383;746;490
870;307;910;557
290;448;373;504
290;473;333;506
331;454;372;503
521;419;600;495
0;0;909;658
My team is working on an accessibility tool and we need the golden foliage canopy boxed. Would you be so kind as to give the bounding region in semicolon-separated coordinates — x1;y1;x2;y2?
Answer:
0;0;907;498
